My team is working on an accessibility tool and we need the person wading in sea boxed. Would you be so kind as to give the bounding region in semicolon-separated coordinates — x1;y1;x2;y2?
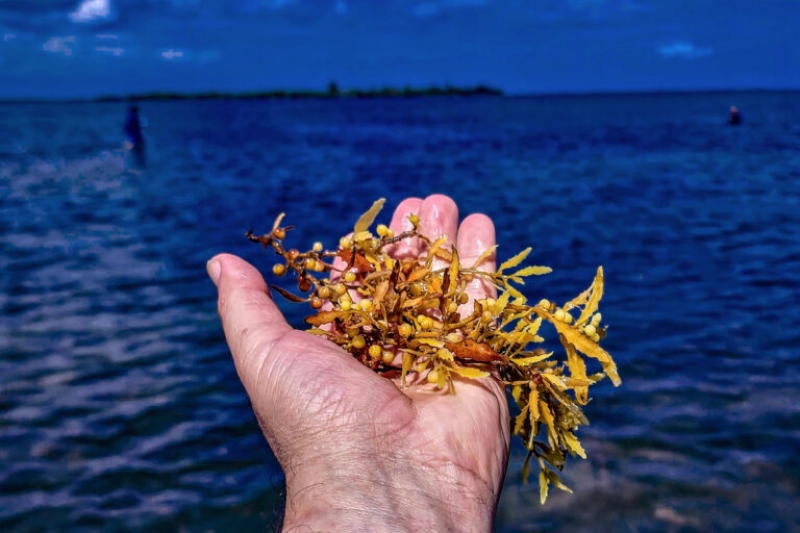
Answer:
124;105;146;152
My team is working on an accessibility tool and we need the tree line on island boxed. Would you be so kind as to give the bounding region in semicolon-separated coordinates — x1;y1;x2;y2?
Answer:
95;82;503;102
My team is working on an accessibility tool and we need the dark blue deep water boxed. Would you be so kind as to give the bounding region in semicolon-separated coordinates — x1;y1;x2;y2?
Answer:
2;92;799;532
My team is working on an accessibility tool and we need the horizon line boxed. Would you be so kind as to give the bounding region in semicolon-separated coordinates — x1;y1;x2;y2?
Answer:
1;85;798;104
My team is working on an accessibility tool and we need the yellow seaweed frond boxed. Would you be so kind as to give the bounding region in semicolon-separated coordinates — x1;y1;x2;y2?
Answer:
510;265;553;278
354;198;386;234
497;247;532;273
574;266;604;327
450;365;491;379
562;431;587;459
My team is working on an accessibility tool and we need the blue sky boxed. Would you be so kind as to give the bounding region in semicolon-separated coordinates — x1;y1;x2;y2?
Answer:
1;0;798;99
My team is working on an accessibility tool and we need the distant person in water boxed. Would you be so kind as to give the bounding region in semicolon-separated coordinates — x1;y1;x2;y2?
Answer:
728;106;742;126
124;105;146;152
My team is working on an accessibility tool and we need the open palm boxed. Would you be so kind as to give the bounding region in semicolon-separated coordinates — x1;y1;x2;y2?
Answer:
208;195;510;532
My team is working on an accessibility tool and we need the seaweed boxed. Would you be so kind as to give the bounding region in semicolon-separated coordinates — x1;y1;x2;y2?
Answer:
246;198;621;503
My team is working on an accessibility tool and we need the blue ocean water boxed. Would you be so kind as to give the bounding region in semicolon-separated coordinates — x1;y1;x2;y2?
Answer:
1;92;799;532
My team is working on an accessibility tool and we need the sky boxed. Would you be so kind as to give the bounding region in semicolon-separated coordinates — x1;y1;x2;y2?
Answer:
1;0;798;99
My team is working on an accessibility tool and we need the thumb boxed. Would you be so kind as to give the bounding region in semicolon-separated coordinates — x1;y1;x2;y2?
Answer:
207;253;293;394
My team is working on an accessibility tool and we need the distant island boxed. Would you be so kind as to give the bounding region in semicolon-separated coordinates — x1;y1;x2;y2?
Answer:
95;83;503;102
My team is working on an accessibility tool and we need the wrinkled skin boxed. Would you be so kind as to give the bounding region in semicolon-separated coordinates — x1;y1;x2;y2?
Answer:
207;195;510;532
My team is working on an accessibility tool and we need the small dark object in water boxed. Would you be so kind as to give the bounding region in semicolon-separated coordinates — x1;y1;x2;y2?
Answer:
728;106;742;126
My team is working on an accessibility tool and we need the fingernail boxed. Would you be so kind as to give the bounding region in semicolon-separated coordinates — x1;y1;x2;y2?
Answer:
206;259;222;286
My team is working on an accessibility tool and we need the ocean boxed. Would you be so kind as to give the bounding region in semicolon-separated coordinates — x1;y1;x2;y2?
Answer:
1;92;799;532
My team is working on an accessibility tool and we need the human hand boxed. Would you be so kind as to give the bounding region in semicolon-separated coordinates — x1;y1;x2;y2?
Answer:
207;195;510;533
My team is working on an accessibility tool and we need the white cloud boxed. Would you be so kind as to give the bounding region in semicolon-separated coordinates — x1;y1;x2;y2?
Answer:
161;49;184;60
43;36;76;56
96;46;124;56
157;48;220;63
658;42;713;59
69;0;112;23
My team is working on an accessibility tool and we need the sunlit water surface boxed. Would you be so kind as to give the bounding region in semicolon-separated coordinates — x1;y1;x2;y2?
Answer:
1;92;799;532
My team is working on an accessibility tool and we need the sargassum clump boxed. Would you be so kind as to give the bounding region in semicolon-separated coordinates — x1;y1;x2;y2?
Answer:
247;198;621;503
